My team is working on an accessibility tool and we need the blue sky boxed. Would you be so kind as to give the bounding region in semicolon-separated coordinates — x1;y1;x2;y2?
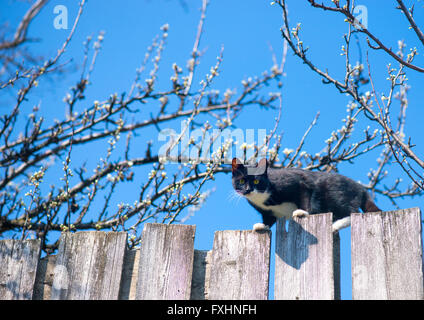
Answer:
2;0;424;300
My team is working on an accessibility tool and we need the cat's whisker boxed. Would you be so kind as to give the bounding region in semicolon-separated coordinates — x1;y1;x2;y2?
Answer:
227;190;243;205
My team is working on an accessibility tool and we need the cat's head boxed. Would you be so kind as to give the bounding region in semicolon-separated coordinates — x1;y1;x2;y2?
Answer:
231;158;269;196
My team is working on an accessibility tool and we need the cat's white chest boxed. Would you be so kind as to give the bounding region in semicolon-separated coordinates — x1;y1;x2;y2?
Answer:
245;191;297;219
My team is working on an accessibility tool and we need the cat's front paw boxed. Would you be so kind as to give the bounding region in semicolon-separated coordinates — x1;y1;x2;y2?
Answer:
292;209;310;218
253;223;270;232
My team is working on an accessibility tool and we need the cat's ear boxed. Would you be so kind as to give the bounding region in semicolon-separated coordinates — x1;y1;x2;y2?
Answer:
258;158;268;171
232;158;244;174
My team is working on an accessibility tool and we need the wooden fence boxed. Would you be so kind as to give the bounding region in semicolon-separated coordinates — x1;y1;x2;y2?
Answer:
0;208;423;300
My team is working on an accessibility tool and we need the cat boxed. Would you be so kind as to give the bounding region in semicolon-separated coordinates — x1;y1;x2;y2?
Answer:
231;158;381;232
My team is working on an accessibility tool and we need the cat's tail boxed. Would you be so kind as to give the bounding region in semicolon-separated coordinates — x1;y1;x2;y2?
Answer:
361;192;381;213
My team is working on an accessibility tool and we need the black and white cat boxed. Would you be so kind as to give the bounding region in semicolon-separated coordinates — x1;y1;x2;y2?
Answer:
231;158;380;232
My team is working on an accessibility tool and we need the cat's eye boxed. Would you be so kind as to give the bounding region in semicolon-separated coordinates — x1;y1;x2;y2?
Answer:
239;178;245;184
253;179;260;185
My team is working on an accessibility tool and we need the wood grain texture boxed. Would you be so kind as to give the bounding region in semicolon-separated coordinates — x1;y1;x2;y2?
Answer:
0;239;41;300
33;254;57;300
136;223;196;300
190;250;211;300
50;231;127;300
351;208;424;300
274;213;339;300
207;230;271;300
118;248;139;300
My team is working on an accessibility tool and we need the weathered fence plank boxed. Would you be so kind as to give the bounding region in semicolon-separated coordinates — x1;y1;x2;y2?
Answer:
0;239;41;300
136;223;196;300
118;248;139;300
351;208;424;300
190;249;211;300
33;254;57;300
274;213;340;300
50;231;127;300
207;230;271;300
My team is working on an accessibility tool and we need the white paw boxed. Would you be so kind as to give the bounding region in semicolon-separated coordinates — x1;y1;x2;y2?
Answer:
292;209;310;218
253;223;270;232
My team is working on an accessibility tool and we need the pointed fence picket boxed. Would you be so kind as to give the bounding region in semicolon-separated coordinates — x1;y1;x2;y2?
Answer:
0;208;422;300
